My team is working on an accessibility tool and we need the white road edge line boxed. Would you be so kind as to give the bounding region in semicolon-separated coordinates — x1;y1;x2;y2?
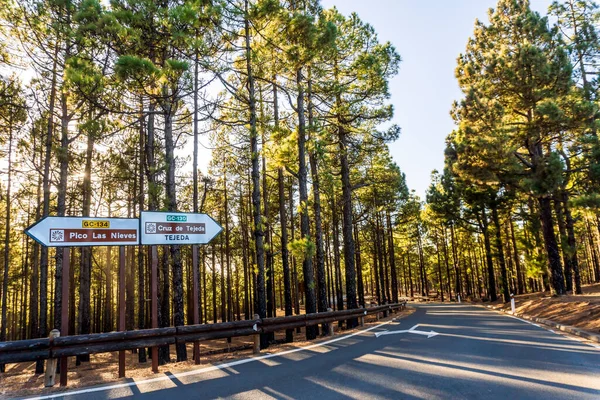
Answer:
20;318;399;400
500;311;599;351
506;315;540;328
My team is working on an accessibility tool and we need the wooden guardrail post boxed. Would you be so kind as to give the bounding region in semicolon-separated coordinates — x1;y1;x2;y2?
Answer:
44;329;60;387
327;308;334;336
360;310;365;327
253;314;260;354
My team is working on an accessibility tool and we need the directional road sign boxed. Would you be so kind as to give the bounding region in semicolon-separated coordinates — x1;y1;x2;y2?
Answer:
140;211;222;245
25;217;139;247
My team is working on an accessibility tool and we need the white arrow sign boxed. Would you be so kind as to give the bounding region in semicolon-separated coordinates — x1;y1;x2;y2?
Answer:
375;324;438;339
25;216;139;247
140;211;222;245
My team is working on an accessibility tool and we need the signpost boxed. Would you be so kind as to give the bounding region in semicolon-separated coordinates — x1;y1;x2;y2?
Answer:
141;211;222;366
140;211;222;245
25;217;139;247
25;212;221;381
25;217;139;386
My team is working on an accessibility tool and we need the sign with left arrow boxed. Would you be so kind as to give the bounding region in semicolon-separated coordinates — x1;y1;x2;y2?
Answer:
25;217;140;247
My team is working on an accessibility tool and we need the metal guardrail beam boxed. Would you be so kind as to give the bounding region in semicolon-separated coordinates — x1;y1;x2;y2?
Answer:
0;302;406;365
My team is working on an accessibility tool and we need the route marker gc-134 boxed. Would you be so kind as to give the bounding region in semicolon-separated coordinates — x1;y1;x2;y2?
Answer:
25;216;139;247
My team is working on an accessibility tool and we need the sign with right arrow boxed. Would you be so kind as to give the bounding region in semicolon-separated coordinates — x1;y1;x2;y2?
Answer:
375;324;439;338
140;211;223;245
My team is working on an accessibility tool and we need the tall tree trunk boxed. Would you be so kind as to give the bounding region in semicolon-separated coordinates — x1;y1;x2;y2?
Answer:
296;67;317;339
325;231;334;309
450;224;462;297
244;1;267;348
37;41;59;375
331;197;344;313
375;217;386;304
137;100;147;363
1;117;14;351
442;227;453;301
191;44;202;335
537;197;566;295
407;251;414;298
53;75;71;335
527;199;550;291
289;178;300;320
240;187;250;320
30;156;41;340
338;128;358;325
435;230;445;302
354;223;365;307
78;123;94;363
481;209;497;302
225;176;233;324
491;202;510;302
509;216;525;295
220;212;226;322
585;219;600;283
386;213;398;304
274;77;293;341
163;103;186;362
563;193;582;293
307;71;328;333
476;241;484;298
262;122;274;324
554;197;572;292
380;215;391;301
417;228;429;296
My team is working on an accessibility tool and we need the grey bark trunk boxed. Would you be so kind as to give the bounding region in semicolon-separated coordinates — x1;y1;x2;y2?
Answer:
296;67;317;339
244;0;267;348
491;203;510;302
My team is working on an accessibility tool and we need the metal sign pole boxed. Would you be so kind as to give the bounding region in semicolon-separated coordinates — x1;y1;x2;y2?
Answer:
151;245;158;373
192;244;200;364
119;246;126;378
59;247;70;387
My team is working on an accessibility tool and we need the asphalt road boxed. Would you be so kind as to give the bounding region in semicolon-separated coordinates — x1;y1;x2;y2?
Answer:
25;304;600;400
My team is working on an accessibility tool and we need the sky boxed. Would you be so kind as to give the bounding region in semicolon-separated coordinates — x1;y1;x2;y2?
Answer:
318;0;554;198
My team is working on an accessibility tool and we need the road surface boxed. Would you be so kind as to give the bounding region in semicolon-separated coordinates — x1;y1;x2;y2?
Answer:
24;304;600;400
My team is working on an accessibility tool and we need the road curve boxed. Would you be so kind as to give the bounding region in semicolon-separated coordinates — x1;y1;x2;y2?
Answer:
22;304;600;400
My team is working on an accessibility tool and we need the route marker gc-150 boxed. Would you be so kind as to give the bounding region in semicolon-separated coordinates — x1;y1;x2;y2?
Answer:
140;211;223;245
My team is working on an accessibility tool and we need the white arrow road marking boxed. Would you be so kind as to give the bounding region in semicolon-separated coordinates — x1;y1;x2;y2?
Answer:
375;324;439;338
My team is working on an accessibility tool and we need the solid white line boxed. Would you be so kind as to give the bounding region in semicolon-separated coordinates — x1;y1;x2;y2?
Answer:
498;311;599;351
506;315;541;328
21;318;398;400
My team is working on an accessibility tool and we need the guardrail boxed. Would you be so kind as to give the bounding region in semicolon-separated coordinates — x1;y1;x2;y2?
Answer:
0;302;406;387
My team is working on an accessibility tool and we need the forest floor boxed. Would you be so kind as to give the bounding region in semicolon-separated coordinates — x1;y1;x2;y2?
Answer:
487;283;600;333
0;307;414;399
